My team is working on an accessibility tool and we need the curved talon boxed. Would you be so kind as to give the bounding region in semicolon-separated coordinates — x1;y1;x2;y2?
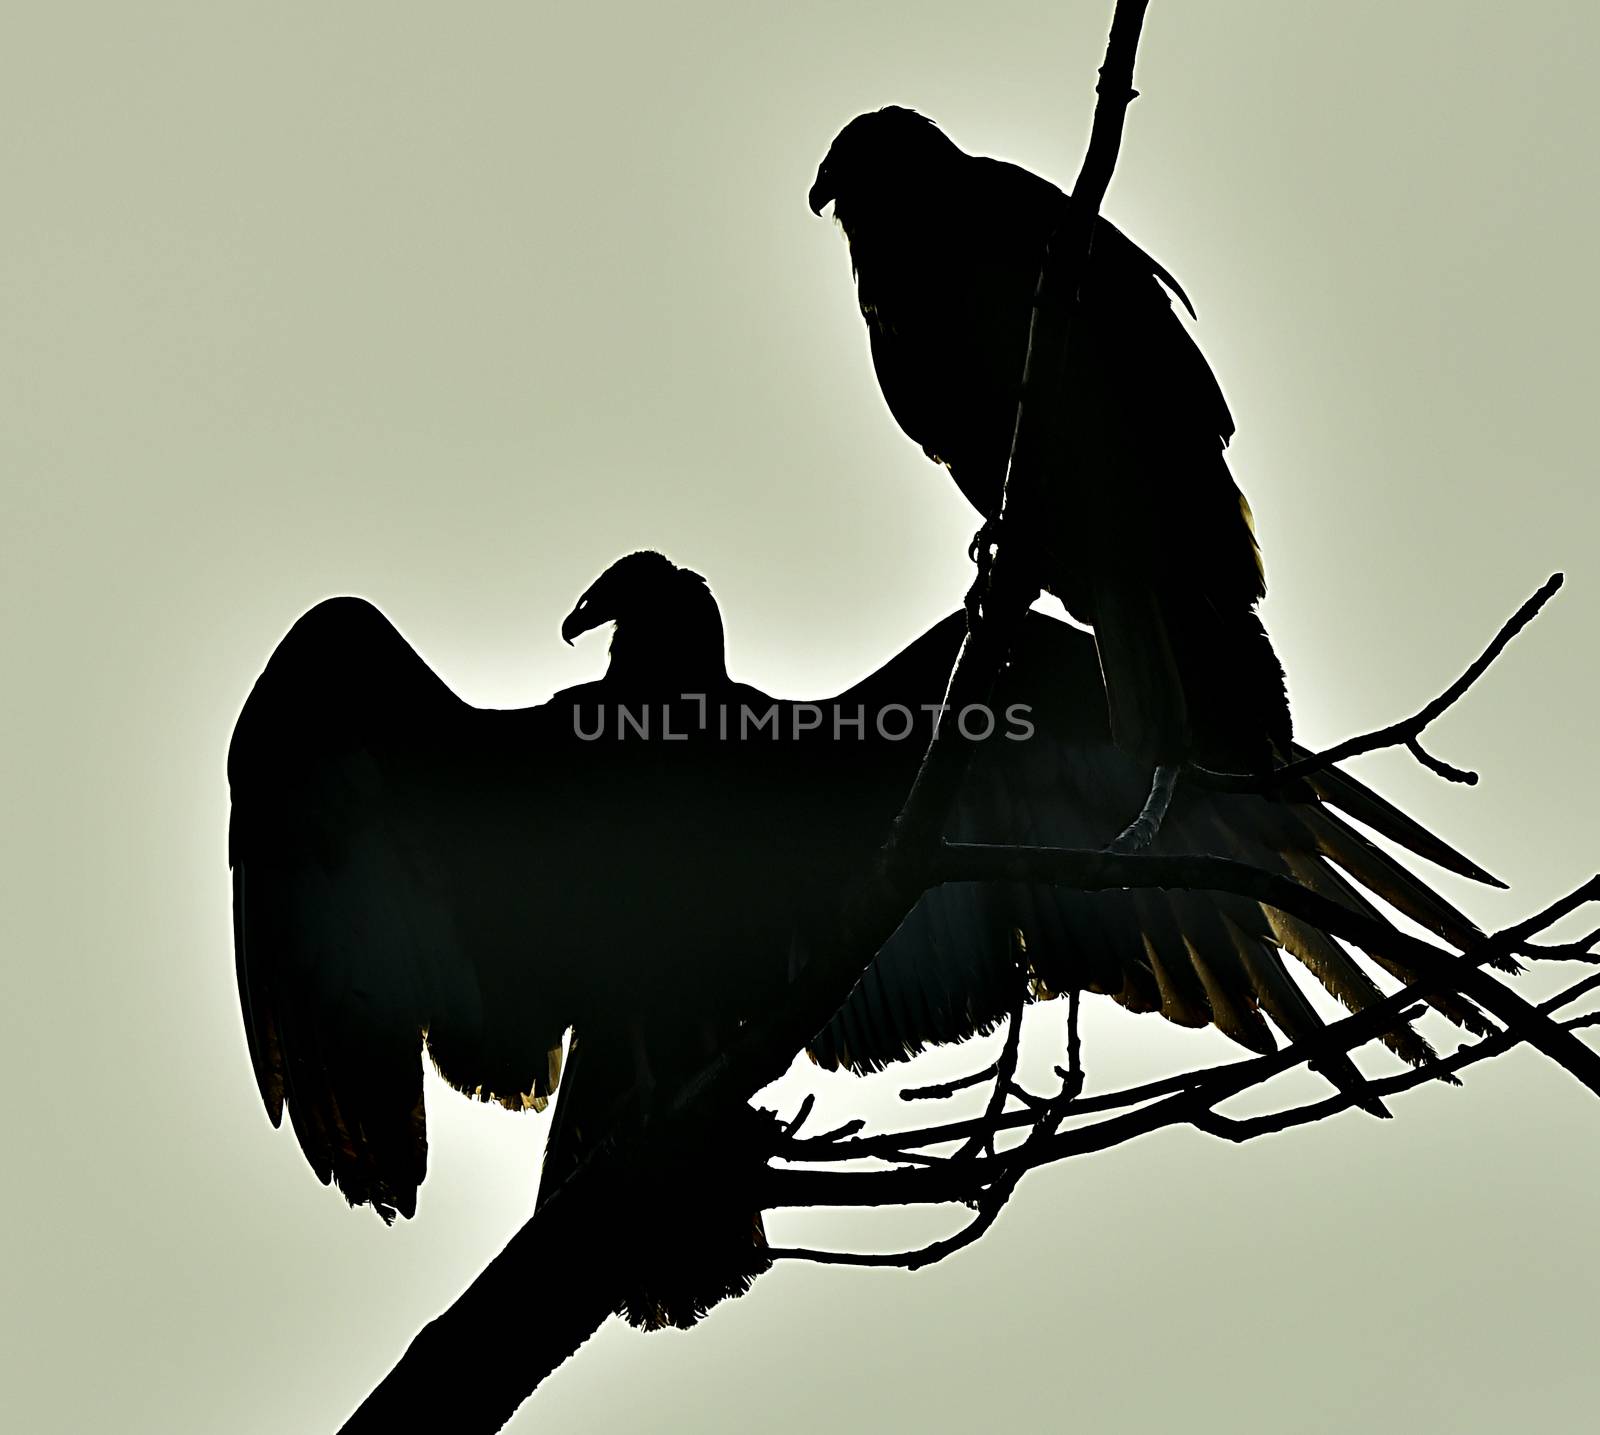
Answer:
1105;816;1157;855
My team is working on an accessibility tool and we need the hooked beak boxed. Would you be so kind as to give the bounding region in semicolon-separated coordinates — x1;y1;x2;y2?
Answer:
807;164;833;216
560;594;607;645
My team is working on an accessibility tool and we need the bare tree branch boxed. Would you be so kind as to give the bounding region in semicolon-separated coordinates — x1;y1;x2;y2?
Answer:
780;1093;816;1137
951;961;1028;1161
767;969;1600;1271
932;847;1600;1092
1523;927;1600;963
887;0;1150;859
765;891;1600;1220
1196;571;1564;792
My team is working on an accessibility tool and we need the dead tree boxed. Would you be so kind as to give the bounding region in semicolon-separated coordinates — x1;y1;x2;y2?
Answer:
339;5;1600;1429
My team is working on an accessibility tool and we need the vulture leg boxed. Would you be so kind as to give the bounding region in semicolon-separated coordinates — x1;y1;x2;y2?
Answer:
1107;762;1182;853
1074;575;1192;849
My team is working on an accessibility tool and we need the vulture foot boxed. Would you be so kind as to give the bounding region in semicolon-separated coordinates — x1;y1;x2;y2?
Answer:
1105;763;1181;854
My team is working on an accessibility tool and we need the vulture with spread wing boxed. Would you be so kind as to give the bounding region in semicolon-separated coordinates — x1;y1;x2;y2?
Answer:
230;552;1502;1327
810;107;1287;843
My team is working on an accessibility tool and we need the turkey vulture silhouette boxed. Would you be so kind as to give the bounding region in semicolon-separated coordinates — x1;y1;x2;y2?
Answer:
230;551;1502;1324
810;107;1288;845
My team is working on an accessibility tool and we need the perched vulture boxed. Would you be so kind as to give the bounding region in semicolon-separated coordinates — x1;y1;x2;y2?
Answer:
230;552;1502;1326
809;107;1287;841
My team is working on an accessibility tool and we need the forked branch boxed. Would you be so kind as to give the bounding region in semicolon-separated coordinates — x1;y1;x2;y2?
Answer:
765;903;1600;1252
1196;572;1564;793
766;967;1600;1271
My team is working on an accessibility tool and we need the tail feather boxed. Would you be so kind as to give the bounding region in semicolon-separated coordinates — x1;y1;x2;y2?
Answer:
1279;851;1498;1040
1228;923;1390;1117
1300;752;1505;888
1300;808;1516;970
1167;895;1278;1055
540;1024;772;1332
1088;580;1191;766
1167;600;1292;773
1260;905;1443;1071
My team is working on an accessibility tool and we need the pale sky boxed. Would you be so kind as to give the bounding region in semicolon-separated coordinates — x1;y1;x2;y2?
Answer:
5;3;1599;1432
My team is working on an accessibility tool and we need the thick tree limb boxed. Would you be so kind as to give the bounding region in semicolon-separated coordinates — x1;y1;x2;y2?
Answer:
340;1156;637;1433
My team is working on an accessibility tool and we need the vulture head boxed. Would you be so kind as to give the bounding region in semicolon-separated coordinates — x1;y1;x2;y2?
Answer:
808;106;957;231
561;550;727;686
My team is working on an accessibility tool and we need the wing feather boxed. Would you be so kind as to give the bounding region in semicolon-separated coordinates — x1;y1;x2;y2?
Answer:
229;598;569;1220
812;611;1499;1085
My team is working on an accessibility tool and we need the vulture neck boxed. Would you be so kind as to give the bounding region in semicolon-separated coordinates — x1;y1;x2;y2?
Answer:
606;584;729;693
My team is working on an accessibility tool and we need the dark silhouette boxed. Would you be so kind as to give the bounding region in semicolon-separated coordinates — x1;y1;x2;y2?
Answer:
810;106;1287;847
336;10;1600;1425
232;551;1506;1331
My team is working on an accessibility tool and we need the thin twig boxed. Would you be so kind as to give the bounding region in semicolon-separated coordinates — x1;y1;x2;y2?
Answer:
767;998;1437;1210
780;1094;816;1138
808;1117;867;1143
779;912;1594;1169
771;987;1597;1268
767;930;1600;1215
774;959;1600;1273
954;959;1029;1161
1406;735;1477;786
1058;984;1085;1097
783;1063;1231;1164
767;1181;1016;1272
1522;926;1600;963
1193;975;1600;1142
931;848;1600;1095
901;1065;1002;1102
1195;572;1563;793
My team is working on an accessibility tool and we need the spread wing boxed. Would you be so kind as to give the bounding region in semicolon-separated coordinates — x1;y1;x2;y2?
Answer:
806;612;1505;1076
229;598;576;1221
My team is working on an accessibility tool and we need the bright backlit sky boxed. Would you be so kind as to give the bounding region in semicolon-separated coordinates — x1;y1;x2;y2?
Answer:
5;4;1599;1432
